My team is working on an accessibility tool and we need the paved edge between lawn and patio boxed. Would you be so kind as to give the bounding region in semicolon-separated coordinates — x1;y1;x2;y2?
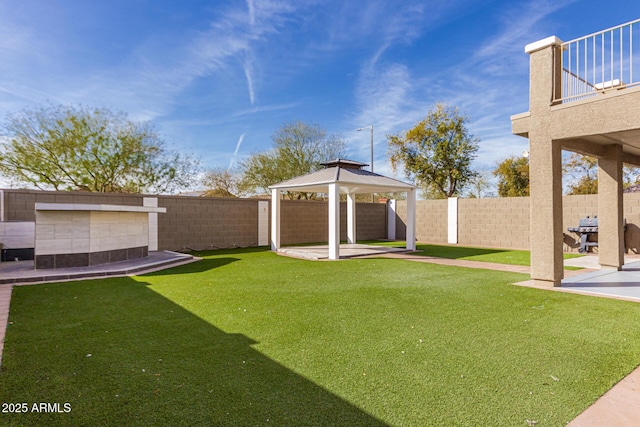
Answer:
1;249;638;426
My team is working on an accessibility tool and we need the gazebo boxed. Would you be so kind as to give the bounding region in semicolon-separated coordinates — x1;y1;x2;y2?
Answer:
269;159;417;260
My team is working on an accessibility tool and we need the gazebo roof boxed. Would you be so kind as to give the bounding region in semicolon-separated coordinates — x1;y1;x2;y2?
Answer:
269;158;415;194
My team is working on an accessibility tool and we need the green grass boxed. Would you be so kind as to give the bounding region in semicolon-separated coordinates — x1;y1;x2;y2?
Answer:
371;241;583;267
1;248;638;426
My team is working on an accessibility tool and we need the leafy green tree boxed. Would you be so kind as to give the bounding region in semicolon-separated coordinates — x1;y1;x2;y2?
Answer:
493;156;529;197
387;103;479;199
239;121;345;199
0;105;198;193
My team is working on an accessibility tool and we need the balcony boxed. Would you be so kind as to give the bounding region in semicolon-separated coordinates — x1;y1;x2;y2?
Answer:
556;18;640;104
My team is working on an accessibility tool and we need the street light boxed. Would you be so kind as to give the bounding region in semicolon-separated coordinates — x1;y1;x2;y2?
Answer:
356;125;373;173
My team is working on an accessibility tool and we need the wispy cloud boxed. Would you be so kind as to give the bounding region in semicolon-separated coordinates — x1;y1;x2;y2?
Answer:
0;0;299;124
229;132;247;169
345;0;579;175
347;63;430;176
470;0;579;73
243;58;256;105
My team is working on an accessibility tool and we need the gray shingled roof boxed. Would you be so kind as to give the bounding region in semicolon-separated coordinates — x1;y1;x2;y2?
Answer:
269;160;415;194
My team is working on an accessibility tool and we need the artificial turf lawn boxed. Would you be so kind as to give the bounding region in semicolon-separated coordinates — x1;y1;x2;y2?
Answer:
372;241;583;267
1;248;639;426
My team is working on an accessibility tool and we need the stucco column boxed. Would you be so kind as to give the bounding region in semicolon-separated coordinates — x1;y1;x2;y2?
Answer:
270;189;281;251
529;136;564;286
525;36;564;286
347;193;356;244
328;183;340;260
598;144;624;269
387;199;396;240
406;189;416;251
143;197;159;251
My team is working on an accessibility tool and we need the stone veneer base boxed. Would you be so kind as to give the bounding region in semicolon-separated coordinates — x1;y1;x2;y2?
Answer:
35;246;148;269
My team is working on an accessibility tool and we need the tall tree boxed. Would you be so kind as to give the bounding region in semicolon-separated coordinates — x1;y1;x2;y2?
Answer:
563;153;598;195
388;104;479;199
201;167;242;198
0;105;198;193
239;121;345;199
463;171;494;198
493;156;530;197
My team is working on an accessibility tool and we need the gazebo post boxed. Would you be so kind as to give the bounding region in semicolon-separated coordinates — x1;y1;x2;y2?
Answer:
347;193;356;244
406;188;416;250
270;189;281;251
328;183;340;259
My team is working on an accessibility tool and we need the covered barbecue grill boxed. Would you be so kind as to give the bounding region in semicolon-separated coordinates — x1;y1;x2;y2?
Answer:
567;216;598;253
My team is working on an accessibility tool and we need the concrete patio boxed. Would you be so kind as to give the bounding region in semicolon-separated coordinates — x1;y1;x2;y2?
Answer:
277;243;410;260
511;255;640;302
561;257;640;301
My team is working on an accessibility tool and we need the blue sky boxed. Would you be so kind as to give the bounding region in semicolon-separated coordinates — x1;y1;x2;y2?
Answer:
1;0;638;189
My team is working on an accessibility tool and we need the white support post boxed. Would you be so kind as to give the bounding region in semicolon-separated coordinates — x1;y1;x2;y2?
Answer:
143;197;159;251
406;189;416;251
328;183;340;260
347;193;356;244
0;189;4;222
257;201;269;246
447;197;458;244
387;199;396;240
270;189;281;251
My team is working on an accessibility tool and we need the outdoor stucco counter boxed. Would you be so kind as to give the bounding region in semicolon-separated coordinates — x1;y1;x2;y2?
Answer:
33;202;166;269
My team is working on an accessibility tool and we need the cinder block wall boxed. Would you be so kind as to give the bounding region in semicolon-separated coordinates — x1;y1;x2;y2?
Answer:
458;197;530;249
623;193;640;254
395;199;448;242
280;200;387;244
561;193;640;254
1;190;387;251
157;196;258;250
3;190;141;221
7;188;640;253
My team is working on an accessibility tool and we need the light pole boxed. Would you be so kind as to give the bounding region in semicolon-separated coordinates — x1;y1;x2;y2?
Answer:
356;125;373;173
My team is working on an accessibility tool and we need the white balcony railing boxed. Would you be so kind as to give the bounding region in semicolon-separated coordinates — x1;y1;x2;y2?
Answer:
555;18;640;103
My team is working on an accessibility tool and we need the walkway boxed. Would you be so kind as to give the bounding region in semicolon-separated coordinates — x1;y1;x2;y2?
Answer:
278;243;409;260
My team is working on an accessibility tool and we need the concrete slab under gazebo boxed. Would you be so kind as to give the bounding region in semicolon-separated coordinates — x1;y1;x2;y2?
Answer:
269;159;417;260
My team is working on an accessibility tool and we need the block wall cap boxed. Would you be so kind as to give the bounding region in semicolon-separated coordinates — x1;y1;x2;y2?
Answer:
525;36;563;54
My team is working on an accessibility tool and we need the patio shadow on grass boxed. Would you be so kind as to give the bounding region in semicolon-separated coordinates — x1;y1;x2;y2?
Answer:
0;278;388;427
415;244;508;259
143;257;240;276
